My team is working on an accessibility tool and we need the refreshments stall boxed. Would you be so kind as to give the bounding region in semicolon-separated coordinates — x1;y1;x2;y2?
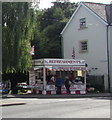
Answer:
29;58;87;94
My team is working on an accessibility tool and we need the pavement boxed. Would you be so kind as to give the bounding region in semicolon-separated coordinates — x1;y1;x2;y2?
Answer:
0;93;111;106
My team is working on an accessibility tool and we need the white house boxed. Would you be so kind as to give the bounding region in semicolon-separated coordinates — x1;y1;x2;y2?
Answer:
61;2;112;92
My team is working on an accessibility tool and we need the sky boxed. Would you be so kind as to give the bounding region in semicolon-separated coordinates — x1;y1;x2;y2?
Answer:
39;0;112;9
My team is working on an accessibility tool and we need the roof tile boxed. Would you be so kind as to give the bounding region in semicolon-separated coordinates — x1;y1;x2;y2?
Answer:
82;2;111;24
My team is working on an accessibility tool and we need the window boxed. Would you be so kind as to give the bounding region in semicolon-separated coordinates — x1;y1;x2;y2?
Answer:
80;18;86;29
79;40;88;52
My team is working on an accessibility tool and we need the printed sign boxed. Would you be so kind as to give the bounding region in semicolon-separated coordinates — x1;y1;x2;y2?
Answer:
45;59;85;66
46;85;55;90
33;59;86;66
70;84;86;90
77;70;83;76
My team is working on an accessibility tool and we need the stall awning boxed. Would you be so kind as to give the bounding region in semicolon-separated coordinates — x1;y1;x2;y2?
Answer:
52;66;86;71
34;66;86;71
34;66;53;70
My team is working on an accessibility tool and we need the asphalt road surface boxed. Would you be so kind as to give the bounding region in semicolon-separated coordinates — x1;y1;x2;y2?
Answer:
1;97;110;118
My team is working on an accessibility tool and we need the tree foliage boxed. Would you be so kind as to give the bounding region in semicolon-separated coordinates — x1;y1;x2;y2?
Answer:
2;3;35;73
2;2;77;72
32;2;77;59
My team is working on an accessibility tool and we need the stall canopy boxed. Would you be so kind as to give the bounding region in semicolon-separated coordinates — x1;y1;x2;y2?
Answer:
32;58;86;71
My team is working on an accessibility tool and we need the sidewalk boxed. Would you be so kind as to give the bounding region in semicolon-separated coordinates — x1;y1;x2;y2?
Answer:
2;93;111;99
0;101;26;106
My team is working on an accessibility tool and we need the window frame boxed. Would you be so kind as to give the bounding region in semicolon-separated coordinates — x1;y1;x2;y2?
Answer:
79;40;88;53
79;18;86;29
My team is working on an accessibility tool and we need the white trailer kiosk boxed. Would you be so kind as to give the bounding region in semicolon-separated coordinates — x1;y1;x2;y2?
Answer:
29;58;87;94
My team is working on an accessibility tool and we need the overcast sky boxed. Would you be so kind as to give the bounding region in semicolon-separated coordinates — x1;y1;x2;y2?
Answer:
39;0;112;9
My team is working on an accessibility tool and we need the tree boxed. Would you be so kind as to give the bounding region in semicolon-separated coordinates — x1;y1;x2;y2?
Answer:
39;22;65;58
30;10;43;59
32;2;77;58
2;2;35;93
2;2;35;73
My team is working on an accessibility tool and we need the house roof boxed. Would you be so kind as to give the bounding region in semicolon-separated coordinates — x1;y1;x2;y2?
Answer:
61;2;112;34
83;2;112;24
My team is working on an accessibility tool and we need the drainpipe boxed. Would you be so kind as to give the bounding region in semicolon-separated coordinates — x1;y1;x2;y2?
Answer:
106;25;110;93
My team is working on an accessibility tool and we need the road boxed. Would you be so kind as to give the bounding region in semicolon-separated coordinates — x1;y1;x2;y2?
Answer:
1;97;110;118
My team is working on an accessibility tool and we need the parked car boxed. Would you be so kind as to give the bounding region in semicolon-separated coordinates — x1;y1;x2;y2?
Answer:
17;82;28;88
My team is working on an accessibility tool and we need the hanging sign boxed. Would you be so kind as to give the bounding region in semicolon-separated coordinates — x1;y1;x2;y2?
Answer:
77;70;83;76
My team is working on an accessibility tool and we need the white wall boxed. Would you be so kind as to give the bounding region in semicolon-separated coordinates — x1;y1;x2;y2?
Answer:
62;5;108;76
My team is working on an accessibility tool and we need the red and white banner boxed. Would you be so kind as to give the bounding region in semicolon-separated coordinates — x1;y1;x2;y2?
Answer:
52;66;86;71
